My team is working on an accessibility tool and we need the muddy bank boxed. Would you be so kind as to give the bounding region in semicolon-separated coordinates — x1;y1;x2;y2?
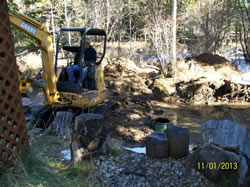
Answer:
101;53;250;142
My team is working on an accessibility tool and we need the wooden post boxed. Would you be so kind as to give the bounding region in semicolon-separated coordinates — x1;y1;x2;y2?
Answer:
146;132;168;159
44;111;73;140
167;125;190;159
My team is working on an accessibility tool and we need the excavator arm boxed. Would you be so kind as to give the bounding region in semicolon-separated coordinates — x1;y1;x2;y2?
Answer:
9;9;58;104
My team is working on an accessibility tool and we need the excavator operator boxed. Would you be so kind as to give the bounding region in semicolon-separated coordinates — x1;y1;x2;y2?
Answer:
63;38;97;84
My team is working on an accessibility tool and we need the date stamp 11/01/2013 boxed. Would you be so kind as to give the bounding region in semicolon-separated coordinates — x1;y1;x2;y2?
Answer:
197;162;238;170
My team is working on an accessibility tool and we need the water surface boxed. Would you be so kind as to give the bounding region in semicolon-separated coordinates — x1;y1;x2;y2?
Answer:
162;104;250;145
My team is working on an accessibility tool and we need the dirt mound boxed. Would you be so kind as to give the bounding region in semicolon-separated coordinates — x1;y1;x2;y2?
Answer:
104;57;159;97
103;58;164;141
16;53;42;80
102;56;249;143
104;55;250;105
192;53;239;73
153;53;250;104
194;53;229;65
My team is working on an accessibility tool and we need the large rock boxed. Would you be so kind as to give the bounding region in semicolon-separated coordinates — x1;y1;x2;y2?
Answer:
101;135;124;156
186;143;248;186
186;120;249;186
201;120;249;157
246;136;250;160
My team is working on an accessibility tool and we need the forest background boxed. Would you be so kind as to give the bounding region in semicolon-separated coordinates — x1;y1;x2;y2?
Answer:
8;0;249;66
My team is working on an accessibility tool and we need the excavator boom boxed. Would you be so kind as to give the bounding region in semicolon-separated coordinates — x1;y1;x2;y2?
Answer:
9;9;58;104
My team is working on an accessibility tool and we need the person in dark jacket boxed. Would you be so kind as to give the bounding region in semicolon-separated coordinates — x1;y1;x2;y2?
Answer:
64;40;97;64
63;39;96;84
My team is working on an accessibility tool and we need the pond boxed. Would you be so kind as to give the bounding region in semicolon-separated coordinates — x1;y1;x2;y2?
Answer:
162;104;250;145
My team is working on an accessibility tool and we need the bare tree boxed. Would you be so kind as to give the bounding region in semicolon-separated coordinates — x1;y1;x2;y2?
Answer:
235;0;249;63
172;0;177;80
143;0;173;77
64;0;71;45
50;0;56;54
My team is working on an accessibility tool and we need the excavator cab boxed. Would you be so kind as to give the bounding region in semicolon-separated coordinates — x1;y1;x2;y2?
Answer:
55;28;106;94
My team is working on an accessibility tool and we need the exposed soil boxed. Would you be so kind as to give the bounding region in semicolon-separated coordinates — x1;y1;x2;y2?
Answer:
104;53;250;105
194;53;235;66
21;53;250;143
101;53;250;142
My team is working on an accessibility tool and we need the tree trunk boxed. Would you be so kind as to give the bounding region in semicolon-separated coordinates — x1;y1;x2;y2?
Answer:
129;0;132;52
204;13;209;53
64;0;71;45
172;0;177;81
106;0;110;35
238;0;250;63
50;0;56;54
44;111;73;140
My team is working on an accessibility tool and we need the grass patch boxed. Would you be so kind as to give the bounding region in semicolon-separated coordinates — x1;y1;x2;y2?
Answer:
64;162;93;179
63;161;101;186
0;135;100;186
0;151;78;187
30;135;69;161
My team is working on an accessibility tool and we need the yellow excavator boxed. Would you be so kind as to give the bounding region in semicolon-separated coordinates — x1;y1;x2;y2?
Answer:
9;9;107;110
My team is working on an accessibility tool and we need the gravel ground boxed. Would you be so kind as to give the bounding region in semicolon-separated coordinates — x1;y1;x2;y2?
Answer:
94;150;212;187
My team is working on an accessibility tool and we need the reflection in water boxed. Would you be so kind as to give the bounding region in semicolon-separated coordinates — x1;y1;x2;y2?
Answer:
162;105;250;144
